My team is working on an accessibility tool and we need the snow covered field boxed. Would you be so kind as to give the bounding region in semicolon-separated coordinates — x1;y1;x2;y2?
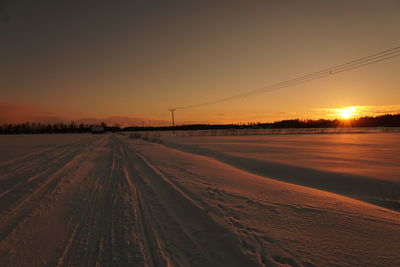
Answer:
161;132;400;209
0;133;399;266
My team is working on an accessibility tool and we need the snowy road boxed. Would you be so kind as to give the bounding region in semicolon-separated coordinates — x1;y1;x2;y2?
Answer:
0;134;399;266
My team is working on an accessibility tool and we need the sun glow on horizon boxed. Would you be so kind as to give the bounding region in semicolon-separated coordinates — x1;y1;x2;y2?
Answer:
336;106;357;119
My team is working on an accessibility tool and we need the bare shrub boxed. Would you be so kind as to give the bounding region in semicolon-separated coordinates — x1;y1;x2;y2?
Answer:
129;132;143;139
379;184;400;209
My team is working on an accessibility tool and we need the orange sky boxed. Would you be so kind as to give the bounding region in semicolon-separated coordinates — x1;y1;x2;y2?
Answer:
1;1;399;126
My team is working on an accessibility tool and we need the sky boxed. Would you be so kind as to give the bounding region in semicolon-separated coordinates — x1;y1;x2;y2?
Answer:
1;0;399;126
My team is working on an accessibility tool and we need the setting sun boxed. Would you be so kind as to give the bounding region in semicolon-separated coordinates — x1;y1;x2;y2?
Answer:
336;106;357;119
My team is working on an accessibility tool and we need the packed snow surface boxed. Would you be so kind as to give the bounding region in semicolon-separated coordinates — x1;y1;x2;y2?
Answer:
0;134;90;162
0;133;399;266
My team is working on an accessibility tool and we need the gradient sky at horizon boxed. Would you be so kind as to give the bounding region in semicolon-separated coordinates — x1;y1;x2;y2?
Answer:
1;0;399;126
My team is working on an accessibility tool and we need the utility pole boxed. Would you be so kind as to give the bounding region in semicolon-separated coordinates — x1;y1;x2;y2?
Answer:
169;108;176;134
142;121;145;128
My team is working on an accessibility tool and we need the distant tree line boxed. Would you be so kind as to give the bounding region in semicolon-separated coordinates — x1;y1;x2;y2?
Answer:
263;113;400;128
125;114;400;131
1;114;399;134
0;121;120;134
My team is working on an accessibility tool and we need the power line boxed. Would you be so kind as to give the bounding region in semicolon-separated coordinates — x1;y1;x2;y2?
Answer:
174;46;400;110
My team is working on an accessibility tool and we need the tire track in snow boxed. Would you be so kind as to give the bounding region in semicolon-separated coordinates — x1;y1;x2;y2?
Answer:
1;134;256;266
120;138;276;266
120;150;173;267
116;136;256;266
55;135;147;266
0;136;102;243
0;136;99;207
0;136;99;201
0;136;94;178
0;147;80;200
